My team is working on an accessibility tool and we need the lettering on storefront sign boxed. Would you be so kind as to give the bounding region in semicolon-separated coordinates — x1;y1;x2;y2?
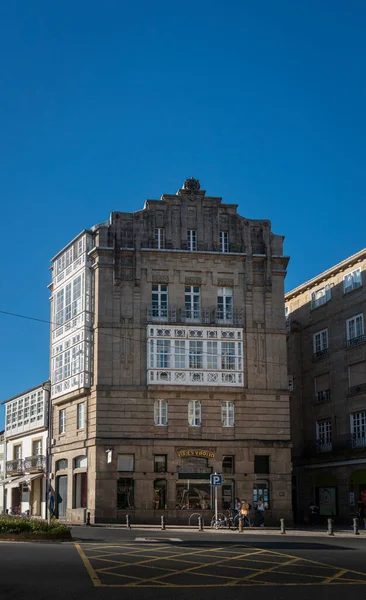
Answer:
176;449;215;459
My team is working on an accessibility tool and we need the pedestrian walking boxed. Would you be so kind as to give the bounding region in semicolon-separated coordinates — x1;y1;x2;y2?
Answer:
357;501;366;529
233;497;241;526
257;497;265;527
240;499;252;527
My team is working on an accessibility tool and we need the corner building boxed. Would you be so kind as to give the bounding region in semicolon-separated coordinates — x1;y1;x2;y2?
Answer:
49;178;291;523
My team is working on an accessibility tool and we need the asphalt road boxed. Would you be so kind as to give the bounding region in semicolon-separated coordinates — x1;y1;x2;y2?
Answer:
1;527;366;600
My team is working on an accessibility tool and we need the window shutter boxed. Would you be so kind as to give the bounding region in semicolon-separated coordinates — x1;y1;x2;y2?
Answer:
221;403;226;426
162;400;168;424
228;402;234;426
188;401;194;425
196;401;201;425
154;401;159;425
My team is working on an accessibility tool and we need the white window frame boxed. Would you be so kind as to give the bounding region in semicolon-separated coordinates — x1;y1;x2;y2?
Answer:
174;340;186;369
59;409;66;434
217;287;233;322
155;228;165;250
344;268;362;293
311;284;331;309
156;339;171;368
222;401;235;427
220;231;229;253
77;402;85;430
32;439;42;456
346;314;364;345
154;399;168;426
185;286;201;320
152;284;168;319
351;412;366;448
187;230;197;251
316;420;332;452
313;329;328;355
188;400;202;427
189;340;203;369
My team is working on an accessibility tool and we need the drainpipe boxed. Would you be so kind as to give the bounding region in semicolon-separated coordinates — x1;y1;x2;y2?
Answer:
42;381;52;525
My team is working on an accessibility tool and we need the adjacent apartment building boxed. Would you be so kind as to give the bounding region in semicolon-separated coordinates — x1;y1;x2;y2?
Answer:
49;177;292;523
2;383;50;518
286;249;366;522
0;430;4;512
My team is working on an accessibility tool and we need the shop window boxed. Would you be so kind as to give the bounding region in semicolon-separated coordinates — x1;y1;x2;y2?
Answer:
222;456;235;474
253;484;269;509
254;455;269;474
117;454;134;472
56;459;68;471
154;455;167;473
117;478;134;509
222;481;234;510
154;479;167;509
176;482;211;510
74;472;87;508
74;455;87;469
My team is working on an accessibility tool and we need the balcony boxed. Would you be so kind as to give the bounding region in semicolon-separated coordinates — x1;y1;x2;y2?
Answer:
24;455;46;473
313;348;329;361
302;434;366;458
347;334;365;348
6;459;24;476
314;390;331;405
149;370;244;387
146;306;244;325
348;382;366;397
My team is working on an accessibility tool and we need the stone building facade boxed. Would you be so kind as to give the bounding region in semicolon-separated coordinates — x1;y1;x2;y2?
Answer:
49;177;292;524
286;249;366;523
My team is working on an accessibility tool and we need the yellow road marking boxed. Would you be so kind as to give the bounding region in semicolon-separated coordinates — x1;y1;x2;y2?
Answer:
226;556;300;585
323;569;349;584
74;543;102;587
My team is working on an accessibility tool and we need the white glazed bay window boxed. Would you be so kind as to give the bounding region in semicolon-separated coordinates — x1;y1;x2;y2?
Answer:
5;388;45;434
148;326;244;386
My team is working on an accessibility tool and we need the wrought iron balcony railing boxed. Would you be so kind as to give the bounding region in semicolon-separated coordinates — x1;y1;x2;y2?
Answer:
313;348;329;360
314;390;331;404
347;334;365;348
6;459;24;475
302;433;366;458
24;455;46;473
146;306;244;325
348;382;366;397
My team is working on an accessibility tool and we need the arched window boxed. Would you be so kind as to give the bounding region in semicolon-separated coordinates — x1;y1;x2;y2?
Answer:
56;459;68;471
74;455;87;469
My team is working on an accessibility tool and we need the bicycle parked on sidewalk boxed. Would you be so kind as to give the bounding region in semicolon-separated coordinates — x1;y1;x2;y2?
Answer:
210;510;238;530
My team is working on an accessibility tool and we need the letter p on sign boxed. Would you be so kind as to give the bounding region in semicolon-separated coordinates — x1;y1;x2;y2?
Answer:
210;474;223;486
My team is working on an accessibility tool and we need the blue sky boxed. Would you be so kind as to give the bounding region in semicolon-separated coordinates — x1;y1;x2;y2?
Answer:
1;1;366;428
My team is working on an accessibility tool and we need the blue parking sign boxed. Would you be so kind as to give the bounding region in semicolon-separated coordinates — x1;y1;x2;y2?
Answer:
210;473;223;486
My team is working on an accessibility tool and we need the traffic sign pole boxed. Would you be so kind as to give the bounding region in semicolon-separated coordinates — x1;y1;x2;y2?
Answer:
214;473;218;522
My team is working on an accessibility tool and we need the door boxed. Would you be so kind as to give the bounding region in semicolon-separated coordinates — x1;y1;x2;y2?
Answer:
57;475;68;519
31;477;41;516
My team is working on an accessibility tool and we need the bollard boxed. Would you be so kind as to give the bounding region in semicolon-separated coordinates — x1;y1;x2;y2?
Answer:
280;518;286;534
198;516;204;531
86;511;91;526
126;514;131;529
239;516;243;532
353;518;360;535
161;515;166;530
327;518;334;536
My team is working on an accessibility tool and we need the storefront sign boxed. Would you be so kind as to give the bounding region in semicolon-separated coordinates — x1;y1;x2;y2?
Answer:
177;449;215;459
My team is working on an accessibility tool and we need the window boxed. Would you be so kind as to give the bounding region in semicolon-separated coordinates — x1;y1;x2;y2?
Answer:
174;341;186;369
311;284;331;309
220;231;229;253
154;400;168;426
152;284;168;319
117;478;134;509
32;440;42;456
348;362;366;388
313;329;328;356
154;455;167;473
217;288;233;322
155;228;165;249
346;314;364;346
222;456;235;474
316;420;332;452
314;373;330;403
187;230;197;251
344;268;362;293
221;342;235;370
154;479;167;509
254;455;270;474
77;402;85;430
53;274;83;328
185;286;200;320
207;341;218;370
176;482;211;509
117;454;135;472
189;341;203;369
156;340;171;368
351;412;366;448
222;481;234;510
59;409;66;434
56;458;68;471
188;400;202;426
74;472;87;508
74;455;87;468
253;484;269;509
13;445;22;460
222;402;235;427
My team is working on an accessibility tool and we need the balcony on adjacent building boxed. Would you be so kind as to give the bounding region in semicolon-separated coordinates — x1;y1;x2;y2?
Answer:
347;334;365;348
314;390;331;405
348;382;366;397
6;459;24;476
302;433;366;459
24;455;46;473
146;306;244;325
313;348;329;361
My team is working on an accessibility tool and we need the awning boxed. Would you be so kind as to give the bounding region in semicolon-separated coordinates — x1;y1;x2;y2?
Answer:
5;473;44;489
